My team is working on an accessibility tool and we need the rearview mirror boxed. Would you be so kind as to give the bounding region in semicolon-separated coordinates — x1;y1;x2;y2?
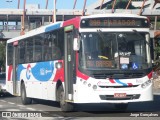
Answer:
73;38;80;51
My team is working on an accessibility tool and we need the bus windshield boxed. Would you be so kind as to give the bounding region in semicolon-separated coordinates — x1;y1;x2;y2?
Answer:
79;32;152;70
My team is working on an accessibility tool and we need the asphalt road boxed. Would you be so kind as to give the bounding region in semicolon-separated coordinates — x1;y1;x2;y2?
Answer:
0;93;160;120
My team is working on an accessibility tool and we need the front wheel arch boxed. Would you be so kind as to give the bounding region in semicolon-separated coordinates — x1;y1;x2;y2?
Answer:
58;85;74;112
56;80;62;102
21;82;32;105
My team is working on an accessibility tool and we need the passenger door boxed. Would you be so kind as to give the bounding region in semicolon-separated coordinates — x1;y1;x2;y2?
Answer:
64;25;76;101
12;41;19;95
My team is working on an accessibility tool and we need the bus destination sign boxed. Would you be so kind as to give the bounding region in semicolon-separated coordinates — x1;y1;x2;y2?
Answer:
80;17;149;28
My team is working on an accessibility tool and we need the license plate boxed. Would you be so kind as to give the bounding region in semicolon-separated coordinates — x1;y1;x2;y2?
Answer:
114;93;126;98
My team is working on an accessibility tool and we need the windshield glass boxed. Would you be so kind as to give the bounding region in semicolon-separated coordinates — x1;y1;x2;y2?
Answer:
79;32;151;70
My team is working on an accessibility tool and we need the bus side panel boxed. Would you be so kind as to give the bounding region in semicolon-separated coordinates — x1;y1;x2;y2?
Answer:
17;61;58;100
6;65;13;95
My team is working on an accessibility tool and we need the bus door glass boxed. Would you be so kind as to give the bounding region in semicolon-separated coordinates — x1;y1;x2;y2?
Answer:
12;41;18;95
64;25;76;101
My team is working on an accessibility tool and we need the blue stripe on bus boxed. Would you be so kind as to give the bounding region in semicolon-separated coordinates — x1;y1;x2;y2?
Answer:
17;61;54;82
45;23;61;32
17;64;26;81
115;79;128;86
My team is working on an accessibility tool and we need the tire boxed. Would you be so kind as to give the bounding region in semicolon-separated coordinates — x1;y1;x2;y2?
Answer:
114;103;128;111
58;85;74;112
21;83;32;105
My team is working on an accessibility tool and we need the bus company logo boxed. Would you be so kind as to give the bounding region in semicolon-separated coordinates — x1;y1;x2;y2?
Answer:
26;64;31;80
97;81;110;86
40;68;52;75
40;68;45;75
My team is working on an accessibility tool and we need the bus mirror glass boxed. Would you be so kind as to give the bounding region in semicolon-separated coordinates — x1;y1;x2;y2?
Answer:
73;38;80;51
145;34;149;42
13;41;18;46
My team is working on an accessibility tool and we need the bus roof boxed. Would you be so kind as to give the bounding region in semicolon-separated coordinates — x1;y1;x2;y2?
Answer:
7;21;62;43
7;13;147;43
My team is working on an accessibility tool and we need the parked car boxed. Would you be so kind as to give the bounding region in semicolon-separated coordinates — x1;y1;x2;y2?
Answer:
0;72;7;95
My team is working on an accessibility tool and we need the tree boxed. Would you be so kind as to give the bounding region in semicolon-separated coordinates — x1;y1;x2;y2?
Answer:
0;41;6;72
106;0;136;9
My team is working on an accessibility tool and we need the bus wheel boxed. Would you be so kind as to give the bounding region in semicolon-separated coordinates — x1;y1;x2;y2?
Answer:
114;103;128;111
58;85;74;112
21;83;32;105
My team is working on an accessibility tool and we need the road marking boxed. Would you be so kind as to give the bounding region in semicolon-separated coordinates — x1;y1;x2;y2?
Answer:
26;107;36;111
0;105;4;107
17;104;25;107
8;102;15;105
41;111;49;114
0;100;7;102
6;109;20;111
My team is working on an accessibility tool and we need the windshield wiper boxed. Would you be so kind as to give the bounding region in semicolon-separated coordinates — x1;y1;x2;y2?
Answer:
97;29;111;48
132;29;150;47
97;29;105;42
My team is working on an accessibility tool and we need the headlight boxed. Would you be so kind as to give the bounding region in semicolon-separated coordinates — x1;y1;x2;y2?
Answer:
141;80;152;88
88;83;91;87
83;81;87;85
93;85;97;90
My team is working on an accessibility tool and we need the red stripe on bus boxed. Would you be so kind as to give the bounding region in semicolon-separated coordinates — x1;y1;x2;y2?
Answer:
77;70;89;80
147;71;153;79
128;83;133;86
8;65;13;81
53;60;64;82
109;79;116;83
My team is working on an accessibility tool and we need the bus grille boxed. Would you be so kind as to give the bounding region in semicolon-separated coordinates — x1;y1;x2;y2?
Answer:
99;85;139;88
92;73;144;79
99;94;140;100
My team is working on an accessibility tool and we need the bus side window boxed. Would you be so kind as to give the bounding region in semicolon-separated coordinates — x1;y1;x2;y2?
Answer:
7;43;13;65
33;36;43;62
52;42;61;60
19;41;25;64
26;39;33;63
51;31;62;60
44;40;52;61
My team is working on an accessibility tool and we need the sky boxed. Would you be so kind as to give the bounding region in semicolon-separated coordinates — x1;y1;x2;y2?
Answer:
0;0;97;9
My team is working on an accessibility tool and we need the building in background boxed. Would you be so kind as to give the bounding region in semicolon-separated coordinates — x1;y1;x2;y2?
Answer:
132;0;160;9
87;0;160;10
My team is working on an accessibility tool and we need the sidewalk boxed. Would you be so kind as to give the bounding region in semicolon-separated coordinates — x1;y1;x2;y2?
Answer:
153;76;160;95
153;88;160;95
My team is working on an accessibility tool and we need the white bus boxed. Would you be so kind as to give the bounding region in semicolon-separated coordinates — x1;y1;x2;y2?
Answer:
6;14;153;111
